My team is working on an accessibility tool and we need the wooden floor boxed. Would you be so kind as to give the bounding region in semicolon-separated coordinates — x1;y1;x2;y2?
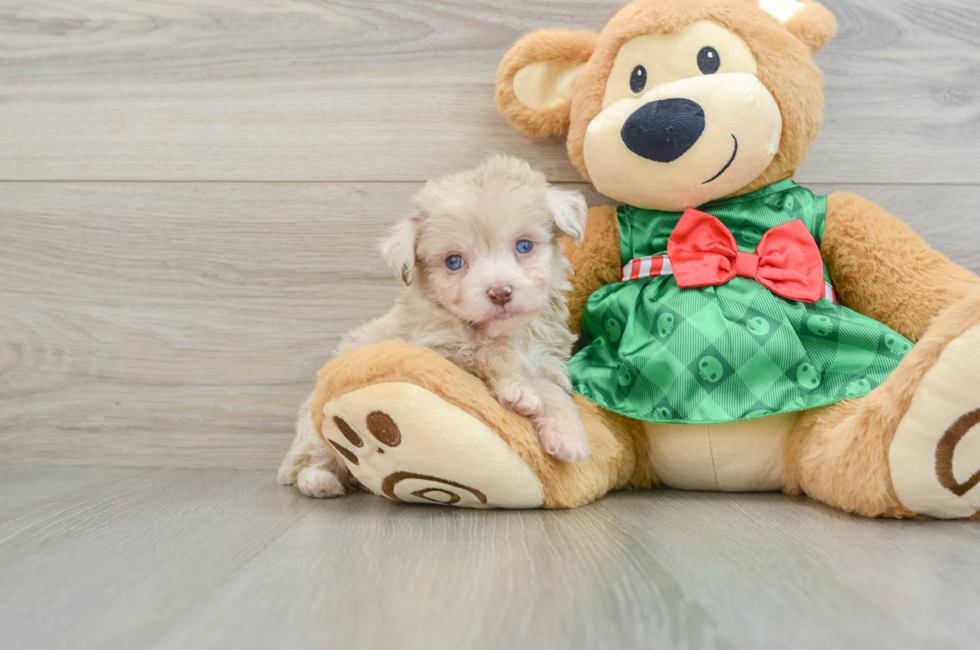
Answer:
1;467;978;650
2;1;980;648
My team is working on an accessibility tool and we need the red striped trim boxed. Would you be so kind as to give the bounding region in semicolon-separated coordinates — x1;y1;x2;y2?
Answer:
621;255;670;282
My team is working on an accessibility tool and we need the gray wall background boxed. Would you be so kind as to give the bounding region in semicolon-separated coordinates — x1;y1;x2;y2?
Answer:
1;0;978;469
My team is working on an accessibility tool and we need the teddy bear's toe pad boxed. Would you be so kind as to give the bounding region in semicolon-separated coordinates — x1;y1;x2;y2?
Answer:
320;383;545;509
890;324;980;518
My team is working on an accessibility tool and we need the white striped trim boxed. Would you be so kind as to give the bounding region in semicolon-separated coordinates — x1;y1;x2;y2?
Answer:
620;255;672;282
638;256;653;279
824;283;837;303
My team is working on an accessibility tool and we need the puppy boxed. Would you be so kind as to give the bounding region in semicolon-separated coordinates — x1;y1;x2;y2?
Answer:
278;155;590;498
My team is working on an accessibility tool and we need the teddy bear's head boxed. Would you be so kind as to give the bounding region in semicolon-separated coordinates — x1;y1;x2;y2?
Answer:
496;0;837;212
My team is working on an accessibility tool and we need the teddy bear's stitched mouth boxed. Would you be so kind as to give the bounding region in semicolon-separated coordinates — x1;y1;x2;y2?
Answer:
702;134;739;185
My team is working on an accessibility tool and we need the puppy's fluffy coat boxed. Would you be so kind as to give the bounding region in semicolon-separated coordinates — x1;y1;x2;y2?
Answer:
278;155;590;498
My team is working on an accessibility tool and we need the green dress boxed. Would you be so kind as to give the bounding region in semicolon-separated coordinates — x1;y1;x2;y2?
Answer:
567;180;912;424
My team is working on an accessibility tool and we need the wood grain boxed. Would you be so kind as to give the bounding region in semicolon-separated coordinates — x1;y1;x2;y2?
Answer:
0;181;405;468
1;181;978;469
0;466;146;517
3;469;978;650
0;0;978;183
0;468;317;650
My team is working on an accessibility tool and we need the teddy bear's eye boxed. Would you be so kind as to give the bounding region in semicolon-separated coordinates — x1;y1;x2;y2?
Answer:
697;47;721;74
629;65;647;93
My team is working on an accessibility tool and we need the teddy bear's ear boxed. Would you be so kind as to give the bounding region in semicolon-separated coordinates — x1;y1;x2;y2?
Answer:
757;0;838;54
496;29;598;138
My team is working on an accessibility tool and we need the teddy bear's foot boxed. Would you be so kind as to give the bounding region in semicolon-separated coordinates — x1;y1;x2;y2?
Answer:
319;382;545;509
786;292;980;519
311;340;640;509
890;322;980;519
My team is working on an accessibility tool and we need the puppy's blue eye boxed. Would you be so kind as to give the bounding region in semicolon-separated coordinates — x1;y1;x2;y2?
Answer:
445;255;464;271
516;240;534;254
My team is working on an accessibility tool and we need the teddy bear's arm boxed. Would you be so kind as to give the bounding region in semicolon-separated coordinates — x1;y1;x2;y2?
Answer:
822;192;980;342
560;205;623;335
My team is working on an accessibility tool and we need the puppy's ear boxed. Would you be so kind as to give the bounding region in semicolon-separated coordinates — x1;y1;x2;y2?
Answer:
757;0;838;53
547;187;588;245
496;30;598;137
379;218;417;285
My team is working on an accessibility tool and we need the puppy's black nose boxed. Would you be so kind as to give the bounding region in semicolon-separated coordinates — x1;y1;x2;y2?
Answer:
621;98;706;163
487;285;512;306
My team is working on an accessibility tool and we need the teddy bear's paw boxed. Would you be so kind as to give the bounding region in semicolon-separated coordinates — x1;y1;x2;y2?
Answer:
889;324;980;519
296;466;346;499
319;382;545;509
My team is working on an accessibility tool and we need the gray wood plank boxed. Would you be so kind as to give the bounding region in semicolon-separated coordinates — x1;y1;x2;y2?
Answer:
0;181;408;469
0;468;316;650
138;490;980;650
0;0;977;183
0;466;146;518
149;490;737;650
4;468;974;650
2;181;978;469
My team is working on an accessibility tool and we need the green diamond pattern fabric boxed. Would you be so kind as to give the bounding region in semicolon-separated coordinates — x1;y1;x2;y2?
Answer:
568;180;913;424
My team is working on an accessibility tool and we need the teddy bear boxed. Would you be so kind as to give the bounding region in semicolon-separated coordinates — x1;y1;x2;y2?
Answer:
306;0;980;519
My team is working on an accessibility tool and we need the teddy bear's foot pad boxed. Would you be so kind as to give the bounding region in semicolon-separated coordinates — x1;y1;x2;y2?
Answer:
890;324;980;518
319;382;545;509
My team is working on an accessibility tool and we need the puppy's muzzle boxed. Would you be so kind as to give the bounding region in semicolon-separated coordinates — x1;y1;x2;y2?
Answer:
620;98;706;163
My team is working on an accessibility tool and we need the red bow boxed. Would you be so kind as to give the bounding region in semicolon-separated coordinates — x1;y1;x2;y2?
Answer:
666;208;825;303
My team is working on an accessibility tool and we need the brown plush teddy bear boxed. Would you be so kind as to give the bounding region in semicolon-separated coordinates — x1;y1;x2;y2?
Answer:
307;0;980;518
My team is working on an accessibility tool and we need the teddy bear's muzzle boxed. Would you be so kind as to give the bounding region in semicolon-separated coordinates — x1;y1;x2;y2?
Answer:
584;72;783;212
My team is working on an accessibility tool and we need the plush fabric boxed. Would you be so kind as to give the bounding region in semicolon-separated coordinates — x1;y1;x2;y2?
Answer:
320;381;547;508
311;340;646;508
784;291;980;517
561;205;624;335
308;0;980;518
496;30;598;138
560;0;828;196
822;192;980;342
645;412;797;491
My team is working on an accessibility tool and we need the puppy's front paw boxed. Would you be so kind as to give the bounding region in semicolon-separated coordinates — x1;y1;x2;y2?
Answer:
296;466;346;498
494;380;543;417
536;414;590;464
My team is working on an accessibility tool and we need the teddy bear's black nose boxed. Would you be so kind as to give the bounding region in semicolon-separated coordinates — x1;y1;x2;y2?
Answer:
621;98;706;163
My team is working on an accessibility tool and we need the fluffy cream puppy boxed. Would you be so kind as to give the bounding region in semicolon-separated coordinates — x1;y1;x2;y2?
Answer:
278;155;590;498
